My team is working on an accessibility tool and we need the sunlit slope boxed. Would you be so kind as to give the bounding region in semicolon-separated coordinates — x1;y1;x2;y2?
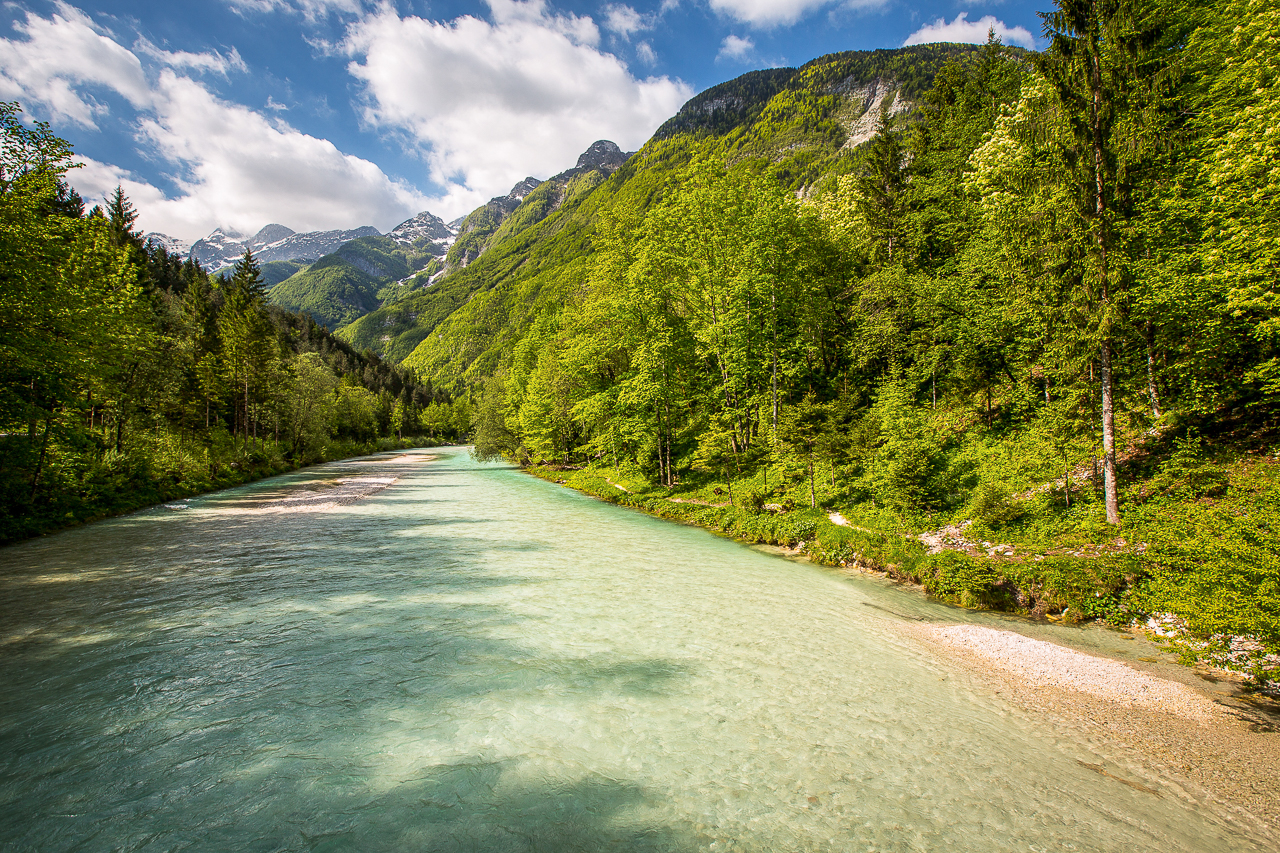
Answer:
345;44;978;382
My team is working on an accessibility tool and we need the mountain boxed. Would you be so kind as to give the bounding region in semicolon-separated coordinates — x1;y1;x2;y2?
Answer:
190;223;382;272
266;213;457;330
444;176;545;270
388;211;455;249
335;140;633;360
332;45;976;376
142;232;191;256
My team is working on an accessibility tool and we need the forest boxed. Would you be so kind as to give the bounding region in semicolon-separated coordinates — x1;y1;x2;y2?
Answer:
2;0;1276;686
0;105;471;543
456;0;1279;685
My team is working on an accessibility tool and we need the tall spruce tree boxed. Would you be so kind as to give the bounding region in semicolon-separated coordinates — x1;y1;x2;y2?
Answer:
1035;0;1169;525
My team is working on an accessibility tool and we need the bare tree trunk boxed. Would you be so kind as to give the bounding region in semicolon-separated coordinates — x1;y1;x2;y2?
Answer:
1100;341;1120;525
1145;321;1161;418
808;446;815;509
1091;41;1120;525
30;414;52;502
771;290;779;435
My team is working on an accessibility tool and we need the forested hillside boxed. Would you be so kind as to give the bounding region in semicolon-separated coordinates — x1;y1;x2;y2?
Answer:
0;107;472;543
433;0;1275;686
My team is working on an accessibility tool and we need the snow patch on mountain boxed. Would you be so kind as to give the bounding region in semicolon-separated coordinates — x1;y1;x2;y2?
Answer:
388;211;456;249
143;232;191;256
190;225;382;271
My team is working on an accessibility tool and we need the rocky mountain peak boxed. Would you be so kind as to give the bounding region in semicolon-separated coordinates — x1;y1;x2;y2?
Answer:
249;224;296;248
506;177;542;202
576;140;626;171
388;210;456;248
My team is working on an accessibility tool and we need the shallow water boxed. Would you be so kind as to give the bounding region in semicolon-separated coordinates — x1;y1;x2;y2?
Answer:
0;448;1267;851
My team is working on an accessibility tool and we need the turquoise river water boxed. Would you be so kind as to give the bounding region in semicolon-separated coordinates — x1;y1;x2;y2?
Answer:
0;447;1269;851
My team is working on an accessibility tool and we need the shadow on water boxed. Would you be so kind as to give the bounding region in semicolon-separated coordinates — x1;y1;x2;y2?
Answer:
0;450;702;852
285;766;700;853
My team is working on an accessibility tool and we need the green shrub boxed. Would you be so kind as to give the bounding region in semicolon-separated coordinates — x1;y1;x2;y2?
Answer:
967;481;1026;531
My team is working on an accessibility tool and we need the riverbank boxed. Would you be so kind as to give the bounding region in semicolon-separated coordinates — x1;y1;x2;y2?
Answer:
210;451;439;514
907;622;1280;839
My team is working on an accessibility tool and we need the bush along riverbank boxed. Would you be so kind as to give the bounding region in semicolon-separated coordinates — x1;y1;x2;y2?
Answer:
523;422;1280;696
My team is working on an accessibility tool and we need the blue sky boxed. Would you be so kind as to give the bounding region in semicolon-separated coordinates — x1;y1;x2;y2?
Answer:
0;0;1044;241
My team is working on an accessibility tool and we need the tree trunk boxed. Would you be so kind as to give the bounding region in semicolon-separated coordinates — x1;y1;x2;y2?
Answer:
30;414;52;502
771;290;779;435
808;446;815;509
1145;321;1161;418
1090;31;1120;525
1100;341;1120;525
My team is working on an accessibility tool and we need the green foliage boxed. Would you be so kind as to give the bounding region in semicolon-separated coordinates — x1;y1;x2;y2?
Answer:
260;259;307;287
269;260;383;330
0;113;456;542
869;378;946;513
1132;467;1280;672
967;482;1026;532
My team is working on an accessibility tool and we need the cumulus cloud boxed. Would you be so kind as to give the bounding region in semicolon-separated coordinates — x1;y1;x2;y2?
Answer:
224;0;363;20
128;71;429;239
0;2;150;126
342;0;691;217
71;154;171;213
708;0;883;28
601;4;650;39
134;39;247;76
635;40;657;65
904;13;1036;50
717;34;754;61
0;4;430;240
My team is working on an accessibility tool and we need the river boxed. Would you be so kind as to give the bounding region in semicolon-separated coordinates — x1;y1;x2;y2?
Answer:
0;447;1268;851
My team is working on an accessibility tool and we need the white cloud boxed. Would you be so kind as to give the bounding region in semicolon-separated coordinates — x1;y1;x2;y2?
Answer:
127;71;429;239
134;39;247;76
704;0;831;28
706;0;885;28
716;34;754;61
904;13;1036;50
0;2;150;127
224;0;363;20
601;4;650;39
635;40;657;65
342;0;691;218
1;4;430;241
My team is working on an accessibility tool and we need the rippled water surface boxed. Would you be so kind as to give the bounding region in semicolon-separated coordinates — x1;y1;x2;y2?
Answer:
0;448;1266;851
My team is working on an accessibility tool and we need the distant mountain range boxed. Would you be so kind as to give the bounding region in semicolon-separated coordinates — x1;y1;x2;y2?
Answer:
144;210;460;274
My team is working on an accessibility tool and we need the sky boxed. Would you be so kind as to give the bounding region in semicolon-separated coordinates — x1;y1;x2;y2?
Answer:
0;0;1045;242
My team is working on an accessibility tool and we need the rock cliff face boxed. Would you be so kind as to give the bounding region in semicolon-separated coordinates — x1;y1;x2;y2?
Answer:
836;78;913;149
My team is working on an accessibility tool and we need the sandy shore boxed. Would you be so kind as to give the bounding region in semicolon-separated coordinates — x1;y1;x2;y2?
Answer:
912;622;1280;844
184;451;439;514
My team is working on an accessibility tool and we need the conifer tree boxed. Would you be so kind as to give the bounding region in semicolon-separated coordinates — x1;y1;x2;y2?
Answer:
1034;0;1169;525
231;248;267;301
106;185;138;246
